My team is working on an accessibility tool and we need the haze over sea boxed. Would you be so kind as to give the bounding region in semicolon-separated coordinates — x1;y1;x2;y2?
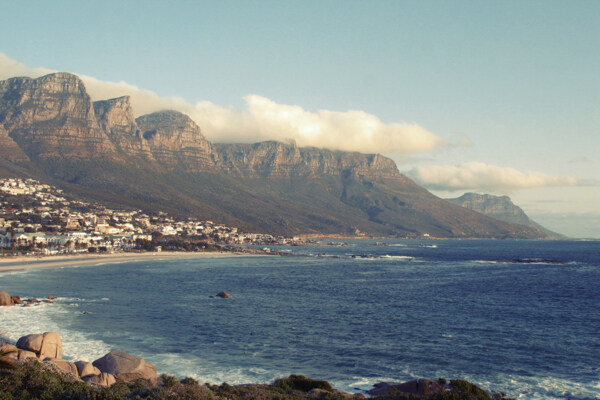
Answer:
1;239;599;400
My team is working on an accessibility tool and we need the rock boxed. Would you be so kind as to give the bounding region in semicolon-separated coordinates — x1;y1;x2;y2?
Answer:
0;343;17;355
18;350;38;360
0;355;19;369
93;350;157;382
367;379;444;397
27;298;38;304
3;352;18;360
216;291;231;298
48;359;79;376
0;291;13;306
48;295;57;300
83;372;117;387
11;296;23;305
75;360;101;377
40;332;62;359
42;299;53;304
16;333;43;353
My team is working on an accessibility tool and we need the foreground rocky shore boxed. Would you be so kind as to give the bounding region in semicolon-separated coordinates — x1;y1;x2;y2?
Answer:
1;289;513;400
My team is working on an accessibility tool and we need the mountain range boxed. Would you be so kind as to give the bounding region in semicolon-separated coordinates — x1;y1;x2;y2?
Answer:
0;72;549;238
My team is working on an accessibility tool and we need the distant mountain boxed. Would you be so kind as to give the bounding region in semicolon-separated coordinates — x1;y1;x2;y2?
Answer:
446;193;564;238
0;72;549;238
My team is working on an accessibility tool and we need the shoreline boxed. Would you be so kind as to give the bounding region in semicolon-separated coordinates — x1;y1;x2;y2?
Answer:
0;251;239;273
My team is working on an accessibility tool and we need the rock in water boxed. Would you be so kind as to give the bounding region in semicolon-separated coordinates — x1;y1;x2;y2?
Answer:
93;350;157;382
216;291;231;298
0;291;13;306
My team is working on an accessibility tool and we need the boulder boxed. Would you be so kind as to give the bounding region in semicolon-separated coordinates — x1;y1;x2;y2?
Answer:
0;343;18;355
48;296;57;300
3;352;18;360
0;291;13;306
367;379;444;397
0;355;18;369
40;332;62;359
83;372;117;387
18;350;38;360
216;291;231;298
48;359;79;376
93;350;157;382
11;296;23;305
16;333;43;353
75;360;101;377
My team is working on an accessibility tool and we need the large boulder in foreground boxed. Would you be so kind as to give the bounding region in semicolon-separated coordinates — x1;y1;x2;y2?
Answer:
0;291;13;306
16;334;43;353
16;332;62;359
40;332;62;359
93;350;157;382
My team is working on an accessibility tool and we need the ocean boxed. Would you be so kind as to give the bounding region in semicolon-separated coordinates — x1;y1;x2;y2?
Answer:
1;239;599;399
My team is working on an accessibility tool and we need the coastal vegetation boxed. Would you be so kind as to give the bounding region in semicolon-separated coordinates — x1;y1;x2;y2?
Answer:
0;360;513;400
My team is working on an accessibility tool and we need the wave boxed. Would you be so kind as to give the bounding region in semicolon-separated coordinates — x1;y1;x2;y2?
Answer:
0;299;112;362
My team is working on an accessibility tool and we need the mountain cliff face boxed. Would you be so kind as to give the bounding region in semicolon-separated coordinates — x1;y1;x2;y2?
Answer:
136;110;216;172
0;73;116;160
0;73;549;238
447;193;563;238
213;142;406;180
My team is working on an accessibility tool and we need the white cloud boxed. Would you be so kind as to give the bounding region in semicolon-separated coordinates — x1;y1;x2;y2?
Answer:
0;53;441;155
407;162;578;191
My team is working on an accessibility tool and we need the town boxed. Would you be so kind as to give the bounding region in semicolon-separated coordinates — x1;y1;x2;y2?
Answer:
0;178;306;256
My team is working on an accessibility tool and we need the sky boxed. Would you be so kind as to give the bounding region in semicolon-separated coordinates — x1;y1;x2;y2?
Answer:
0;0;598;237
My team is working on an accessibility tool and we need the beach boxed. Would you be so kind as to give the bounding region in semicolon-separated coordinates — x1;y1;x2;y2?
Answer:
0;251;235;273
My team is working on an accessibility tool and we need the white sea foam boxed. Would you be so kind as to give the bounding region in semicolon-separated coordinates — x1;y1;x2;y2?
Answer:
461;373;600;400
0;298;112;362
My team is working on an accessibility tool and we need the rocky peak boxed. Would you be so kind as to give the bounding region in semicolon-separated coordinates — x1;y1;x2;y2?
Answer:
93;96;135;133
0;73;116;160
135;110;215;171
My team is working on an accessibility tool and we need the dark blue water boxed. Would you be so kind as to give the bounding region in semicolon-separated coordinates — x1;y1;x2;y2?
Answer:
1;239;599;399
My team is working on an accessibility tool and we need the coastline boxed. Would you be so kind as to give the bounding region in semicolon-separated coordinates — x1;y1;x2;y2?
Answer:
0;251;237;273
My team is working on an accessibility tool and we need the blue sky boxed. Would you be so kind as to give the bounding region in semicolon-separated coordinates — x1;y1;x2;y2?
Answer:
1;0;598;237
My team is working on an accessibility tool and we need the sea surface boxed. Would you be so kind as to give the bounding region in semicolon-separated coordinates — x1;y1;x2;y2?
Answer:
1;239;599;399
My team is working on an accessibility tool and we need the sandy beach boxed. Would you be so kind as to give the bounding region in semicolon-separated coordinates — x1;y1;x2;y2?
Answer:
0;251;236;273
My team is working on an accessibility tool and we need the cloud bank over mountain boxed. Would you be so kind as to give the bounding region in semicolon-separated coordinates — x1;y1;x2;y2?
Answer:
407;162;578;191
0;53;440;155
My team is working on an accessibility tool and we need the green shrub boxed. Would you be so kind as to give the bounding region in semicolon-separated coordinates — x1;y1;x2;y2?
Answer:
274;375;334;392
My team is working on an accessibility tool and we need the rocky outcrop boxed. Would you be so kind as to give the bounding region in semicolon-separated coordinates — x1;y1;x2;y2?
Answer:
216;291;232;298
92;349;157;382
0;73;117;160
93;96;155;161
368;379;445;397
75;360;102;378
136;110;216;172
15;332;62;359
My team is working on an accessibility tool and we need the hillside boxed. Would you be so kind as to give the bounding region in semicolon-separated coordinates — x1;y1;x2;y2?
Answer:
0;72;548;238
446;193;564;238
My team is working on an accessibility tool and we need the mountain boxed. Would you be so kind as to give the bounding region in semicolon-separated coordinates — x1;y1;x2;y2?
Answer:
0;72;549;238
446;193;564;238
